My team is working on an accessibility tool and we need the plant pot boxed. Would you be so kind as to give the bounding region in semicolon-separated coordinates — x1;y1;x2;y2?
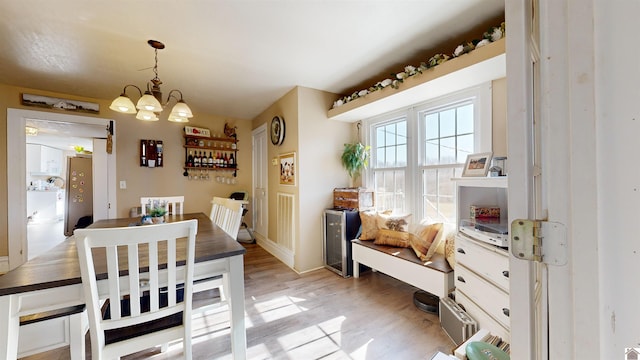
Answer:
151;215;165;224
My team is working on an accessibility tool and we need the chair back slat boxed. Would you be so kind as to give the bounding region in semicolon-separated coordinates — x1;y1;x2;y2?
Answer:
75;219;197;359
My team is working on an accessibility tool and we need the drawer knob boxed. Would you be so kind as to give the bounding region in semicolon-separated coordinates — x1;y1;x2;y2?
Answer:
457;276;466;283
502;308;510;317
457;248;466;254
502;270;509;278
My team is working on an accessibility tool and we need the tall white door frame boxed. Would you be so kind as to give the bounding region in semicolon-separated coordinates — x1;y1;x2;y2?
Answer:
6;108;117;270
252;124;268;240
507;1;599;358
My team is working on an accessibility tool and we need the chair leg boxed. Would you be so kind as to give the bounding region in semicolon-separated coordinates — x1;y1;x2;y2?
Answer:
69;310;87;360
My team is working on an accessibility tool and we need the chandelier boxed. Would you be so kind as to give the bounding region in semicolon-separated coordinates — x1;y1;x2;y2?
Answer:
109;40;193;122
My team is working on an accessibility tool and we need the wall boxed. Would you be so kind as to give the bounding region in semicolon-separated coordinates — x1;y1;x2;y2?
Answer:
297;87;353;271
252;86;352;273
491;77;507;157
0;83;252;258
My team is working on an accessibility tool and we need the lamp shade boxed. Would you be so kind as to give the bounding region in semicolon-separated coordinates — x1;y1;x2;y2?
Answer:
136;110;159;121
170;100;193;118
109;95;137;114
136;92;163;112
168;113;189;123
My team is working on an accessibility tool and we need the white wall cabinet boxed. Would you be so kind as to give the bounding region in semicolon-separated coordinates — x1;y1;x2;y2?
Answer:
453;177;510;341
27;144;63;176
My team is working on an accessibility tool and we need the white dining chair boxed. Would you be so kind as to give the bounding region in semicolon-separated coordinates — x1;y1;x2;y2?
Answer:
220;198;244;240
75;219;197;360
140;196;185;215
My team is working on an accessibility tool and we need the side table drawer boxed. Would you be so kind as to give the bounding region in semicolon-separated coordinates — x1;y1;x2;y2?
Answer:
455;264;510;329
455;234;510;292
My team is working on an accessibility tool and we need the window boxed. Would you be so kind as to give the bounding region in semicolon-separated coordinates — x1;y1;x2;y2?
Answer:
365;84;492;224
372;118;407;213
420;100;475;224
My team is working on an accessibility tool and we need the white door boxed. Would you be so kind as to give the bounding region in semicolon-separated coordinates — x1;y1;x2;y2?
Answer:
506;0;548;358
252;124;268;239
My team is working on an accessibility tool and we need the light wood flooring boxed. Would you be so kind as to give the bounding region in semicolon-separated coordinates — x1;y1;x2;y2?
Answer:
22;243;454;360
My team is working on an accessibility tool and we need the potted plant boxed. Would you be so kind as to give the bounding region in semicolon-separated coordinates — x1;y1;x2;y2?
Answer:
148;201;167;224
341;142;371;187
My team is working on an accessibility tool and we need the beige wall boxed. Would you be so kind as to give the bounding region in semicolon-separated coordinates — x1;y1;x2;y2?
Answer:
492;77;507;157
0;83;252;258
252;86;352;273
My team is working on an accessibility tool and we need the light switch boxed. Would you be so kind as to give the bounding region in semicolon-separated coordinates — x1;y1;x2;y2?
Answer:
119;180;126;189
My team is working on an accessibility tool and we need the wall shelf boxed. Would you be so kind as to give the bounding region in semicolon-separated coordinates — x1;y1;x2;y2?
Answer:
328;38;506;122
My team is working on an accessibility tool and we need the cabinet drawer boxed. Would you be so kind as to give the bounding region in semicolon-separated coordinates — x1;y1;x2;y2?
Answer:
456;291;510;342
455;234;510;292
455;264;510;329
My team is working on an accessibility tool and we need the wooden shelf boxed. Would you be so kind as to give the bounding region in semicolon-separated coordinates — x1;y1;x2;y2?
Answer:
328;38;506;122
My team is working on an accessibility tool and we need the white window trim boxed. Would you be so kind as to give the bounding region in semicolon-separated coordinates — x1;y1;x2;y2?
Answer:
363;82;492;219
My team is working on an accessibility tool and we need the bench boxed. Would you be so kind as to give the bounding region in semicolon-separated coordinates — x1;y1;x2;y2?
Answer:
352;239;454;298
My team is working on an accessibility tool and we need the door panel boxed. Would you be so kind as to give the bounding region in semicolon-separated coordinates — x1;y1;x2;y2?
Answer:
252;125;268;238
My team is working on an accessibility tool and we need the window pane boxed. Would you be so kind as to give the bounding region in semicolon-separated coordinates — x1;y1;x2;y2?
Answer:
376;148;385;167
385;124;396;146
385;147;396;166
457;104;474;134
376;127;385;147
397;121;407;145
457;134;474;162
425;140;439;165
440;137;456;164
425;113;439;140
440;109;456;137
397;144;407;166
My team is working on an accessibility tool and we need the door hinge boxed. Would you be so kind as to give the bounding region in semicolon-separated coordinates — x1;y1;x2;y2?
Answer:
511;219;567;266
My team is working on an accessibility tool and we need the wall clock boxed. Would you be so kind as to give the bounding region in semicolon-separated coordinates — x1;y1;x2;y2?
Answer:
270;116;285;146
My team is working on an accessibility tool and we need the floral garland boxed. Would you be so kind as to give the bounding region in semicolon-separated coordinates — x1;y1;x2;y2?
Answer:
332;22;506;109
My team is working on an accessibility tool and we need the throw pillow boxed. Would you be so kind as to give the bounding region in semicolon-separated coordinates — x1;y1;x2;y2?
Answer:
377;213;412;232
409;222;443;261
359;210;392;240
444;232;456;269
374;229;411;247
358;211;379;240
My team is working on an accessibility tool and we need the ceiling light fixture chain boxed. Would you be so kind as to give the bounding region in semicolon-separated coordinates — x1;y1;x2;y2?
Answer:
109;39;193;123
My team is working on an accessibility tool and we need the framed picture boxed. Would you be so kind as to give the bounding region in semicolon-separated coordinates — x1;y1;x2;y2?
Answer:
21;93;100;114
279;152;296;186
462;152;493;177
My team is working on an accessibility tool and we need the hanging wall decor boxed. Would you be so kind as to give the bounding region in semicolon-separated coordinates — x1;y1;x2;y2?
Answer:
140;139;164;167
279;152;296;186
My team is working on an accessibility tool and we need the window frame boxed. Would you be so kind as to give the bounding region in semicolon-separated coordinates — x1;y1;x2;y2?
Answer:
363;83;492;222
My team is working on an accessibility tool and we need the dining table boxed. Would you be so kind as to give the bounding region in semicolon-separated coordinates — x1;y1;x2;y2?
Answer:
0;212;247;359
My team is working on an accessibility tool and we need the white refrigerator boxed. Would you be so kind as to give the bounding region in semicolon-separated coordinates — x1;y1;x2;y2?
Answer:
64;156;93;236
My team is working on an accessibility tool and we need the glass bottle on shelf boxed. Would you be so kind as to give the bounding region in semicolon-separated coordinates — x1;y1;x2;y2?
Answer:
229;153;235;168
195;151;201;167
208;151;214;168
187;150;194;167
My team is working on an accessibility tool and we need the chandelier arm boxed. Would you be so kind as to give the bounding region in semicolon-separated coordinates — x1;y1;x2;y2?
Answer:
166;89;184;103
122;84;143;97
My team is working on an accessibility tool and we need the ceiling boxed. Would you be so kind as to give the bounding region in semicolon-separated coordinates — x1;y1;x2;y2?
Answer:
0;0;504;122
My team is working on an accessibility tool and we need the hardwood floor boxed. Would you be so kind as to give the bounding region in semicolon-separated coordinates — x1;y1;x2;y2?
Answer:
23;243;454;359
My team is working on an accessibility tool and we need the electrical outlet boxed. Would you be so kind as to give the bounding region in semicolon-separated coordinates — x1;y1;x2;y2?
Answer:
119;180;126;189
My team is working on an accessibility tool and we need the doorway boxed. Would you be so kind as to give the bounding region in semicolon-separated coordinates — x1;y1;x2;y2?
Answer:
6;108;116;270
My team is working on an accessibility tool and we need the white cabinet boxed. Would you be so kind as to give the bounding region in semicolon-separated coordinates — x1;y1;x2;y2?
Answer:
453;177;510;341
27;144;63;176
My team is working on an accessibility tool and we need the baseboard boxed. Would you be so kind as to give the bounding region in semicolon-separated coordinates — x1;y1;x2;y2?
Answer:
257;238;294;269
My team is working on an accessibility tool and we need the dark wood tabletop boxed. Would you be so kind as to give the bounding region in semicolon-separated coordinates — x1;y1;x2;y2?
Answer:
0;213;246;296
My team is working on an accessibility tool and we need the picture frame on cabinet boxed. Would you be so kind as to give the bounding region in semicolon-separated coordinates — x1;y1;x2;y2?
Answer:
462;152;492;177
279;152;296;186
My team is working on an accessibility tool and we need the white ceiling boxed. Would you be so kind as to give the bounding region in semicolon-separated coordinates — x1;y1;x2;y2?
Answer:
0;0;504;121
